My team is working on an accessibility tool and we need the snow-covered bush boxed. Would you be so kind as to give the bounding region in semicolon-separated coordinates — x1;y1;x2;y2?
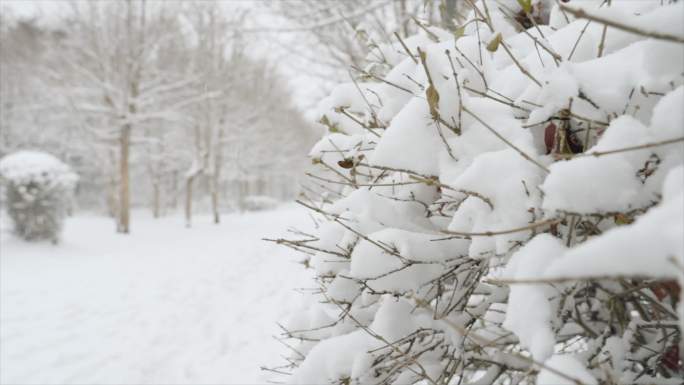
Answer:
0;151;78;242
274;1;684;384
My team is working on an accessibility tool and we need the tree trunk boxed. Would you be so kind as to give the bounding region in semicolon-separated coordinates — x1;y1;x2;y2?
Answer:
117;0;141;234
185;174;195;227
171;170;178;209
105;149;118;218
118;125;131;233
210;173;220;224
210;125;224;224
211;187;220;224
152;181;160;218
107;175;118;218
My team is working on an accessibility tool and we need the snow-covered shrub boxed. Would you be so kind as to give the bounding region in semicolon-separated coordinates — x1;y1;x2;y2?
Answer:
274;1;684;384
0;151;78;242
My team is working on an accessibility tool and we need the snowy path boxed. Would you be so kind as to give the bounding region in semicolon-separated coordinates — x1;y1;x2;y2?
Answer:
0;206;312;384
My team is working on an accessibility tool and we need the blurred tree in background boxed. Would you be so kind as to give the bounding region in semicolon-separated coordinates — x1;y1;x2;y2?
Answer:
0;0;316;233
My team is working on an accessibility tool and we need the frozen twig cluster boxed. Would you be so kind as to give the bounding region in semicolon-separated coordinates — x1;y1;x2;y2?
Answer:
0;151;78;242
270;1;684;384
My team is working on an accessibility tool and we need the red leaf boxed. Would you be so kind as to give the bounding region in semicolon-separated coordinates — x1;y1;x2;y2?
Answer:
337;159;354;169
651;280;681;302
544;122;557;154
661;345;681;371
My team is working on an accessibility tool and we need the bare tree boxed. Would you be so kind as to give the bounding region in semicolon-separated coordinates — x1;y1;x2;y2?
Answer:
1;1;316;225
51;1;198;233
181;2;248;226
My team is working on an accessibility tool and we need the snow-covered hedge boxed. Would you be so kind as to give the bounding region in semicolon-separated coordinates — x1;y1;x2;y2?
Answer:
276;1;683;384
0;151;78;242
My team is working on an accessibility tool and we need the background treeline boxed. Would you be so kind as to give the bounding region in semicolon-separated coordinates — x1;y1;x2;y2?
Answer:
0;1;317;232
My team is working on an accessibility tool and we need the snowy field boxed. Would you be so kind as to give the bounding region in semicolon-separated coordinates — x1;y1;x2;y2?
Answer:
0;205;312;384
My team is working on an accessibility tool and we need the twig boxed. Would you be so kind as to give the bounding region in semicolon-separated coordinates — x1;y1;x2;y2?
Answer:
567;20;592;61
351;65;417;96
499;41;542;87
555;137;684;159
489;274;669;285
394;32;418;64
560;4;684;44
440;218;561;238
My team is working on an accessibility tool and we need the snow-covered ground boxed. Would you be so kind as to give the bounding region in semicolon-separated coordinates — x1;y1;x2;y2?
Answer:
0;205;312;384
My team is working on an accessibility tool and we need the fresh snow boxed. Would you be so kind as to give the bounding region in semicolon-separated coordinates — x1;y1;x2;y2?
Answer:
0;150;78;189
0;205;312;384
502;234;566;362
536;355;597;385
